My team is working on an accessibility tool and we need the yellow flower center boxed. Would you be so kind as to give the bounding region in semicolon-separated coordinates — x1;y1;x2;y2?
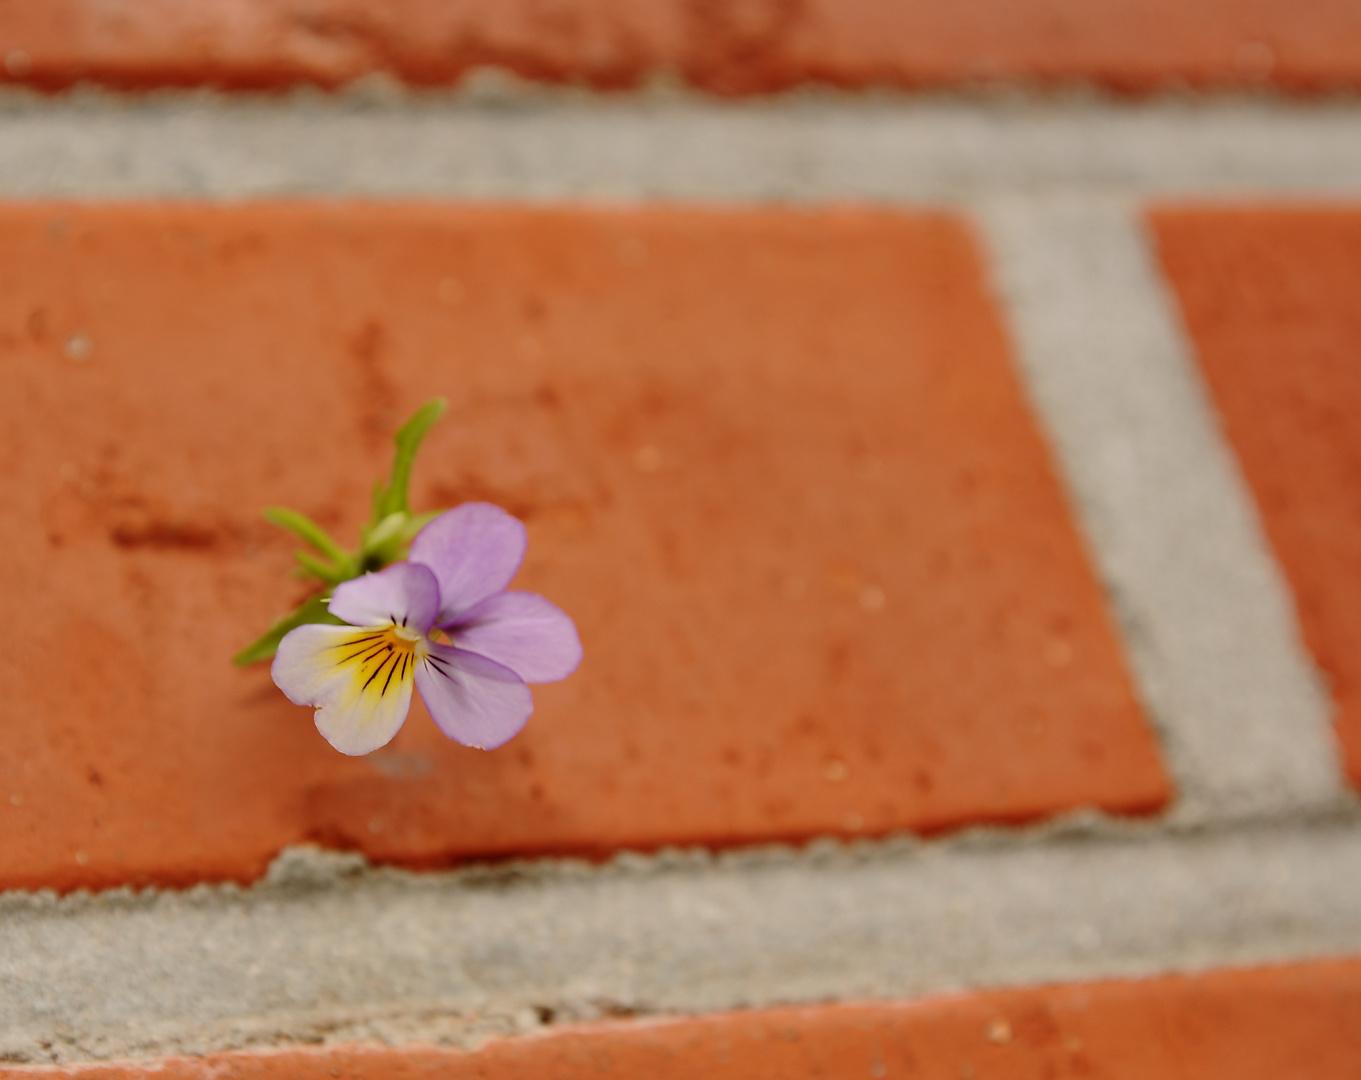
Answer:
331;623;426;698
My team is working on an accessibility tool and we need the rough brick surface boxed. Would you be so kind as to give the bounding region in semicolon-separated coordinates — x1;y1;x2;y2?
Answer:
7;960;1361;1077
2;0;1361;95
0;204;1168;890
1152;208;1361;787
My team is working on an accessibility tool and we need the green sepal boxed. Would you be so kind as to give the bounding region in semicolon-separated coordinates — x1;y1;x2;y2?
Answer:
232;593;343;666
400;509;444;543
373;398;446;522
367;511;407;548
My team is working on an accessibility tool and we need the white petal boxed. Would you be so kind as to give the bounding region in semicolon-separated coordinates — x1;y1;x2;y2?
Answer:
273;623;419;755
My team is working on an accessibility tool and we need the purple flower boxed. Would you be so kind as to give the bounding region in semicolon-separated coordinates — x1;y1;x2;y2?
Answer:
271;503;581;755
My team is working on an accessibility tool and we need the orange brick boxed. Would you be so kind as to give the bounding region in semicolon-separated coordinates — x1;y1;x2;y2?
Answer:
1152;208;1361;788
0;204;1168;890
8;959;1361;1077
2;0;1361;95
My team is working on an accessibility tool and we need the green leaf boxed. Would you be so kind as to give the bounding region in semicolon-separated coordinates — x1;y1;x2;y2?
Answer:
262;507;350;566
293;549;349;586
232;593;343;666
374;398;447;522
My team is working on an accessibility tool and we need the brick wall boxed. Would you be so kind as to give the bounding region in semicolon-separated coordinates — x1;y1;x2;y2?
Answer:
2;3;1361;1075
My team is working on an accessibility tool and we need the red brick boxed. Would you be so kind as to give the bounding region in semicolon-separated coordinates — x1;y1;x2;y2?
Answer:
8;959;1361;1077
0;204;1168;890
2;0;1361;95
1152;208;1361;788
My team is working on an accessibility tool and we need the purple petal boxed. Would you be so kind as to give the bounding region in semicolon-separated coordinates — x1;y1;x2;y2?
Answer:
414;643;533;750
328;562;439;634
272;623;416;755
408;503;527;624
448;591;582;683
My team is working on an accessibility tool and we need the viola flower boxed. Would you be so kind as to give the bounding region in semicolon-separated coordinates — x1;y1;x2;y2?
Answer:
271;502;581;755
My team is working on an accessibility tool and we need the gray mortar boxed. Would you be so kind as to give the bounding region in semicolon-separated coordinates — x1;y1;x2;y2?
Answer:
981;199;1349;821
4;818;1361;1065
2;90;1361;201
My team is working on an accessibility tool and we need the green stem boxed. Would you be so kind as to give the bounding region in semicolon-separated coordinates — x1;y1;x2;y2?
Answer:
375;398;447;521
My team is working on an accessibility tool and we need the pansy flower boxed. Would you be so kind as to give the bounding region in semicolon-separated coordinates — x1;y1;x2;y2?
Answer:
272;502;581;755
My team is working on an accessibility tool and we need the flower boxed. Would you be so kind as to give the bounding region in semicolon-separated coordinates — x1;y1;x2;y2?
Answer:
271;502;581;755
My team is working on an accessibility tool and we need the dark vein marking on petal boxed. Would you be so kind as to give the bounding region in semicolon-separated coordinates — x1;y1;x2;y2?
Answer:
338;640;391;665
362;651;397;692
426;654;454;674
381;655;401;695
331;632;386;651
342;638;391;659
